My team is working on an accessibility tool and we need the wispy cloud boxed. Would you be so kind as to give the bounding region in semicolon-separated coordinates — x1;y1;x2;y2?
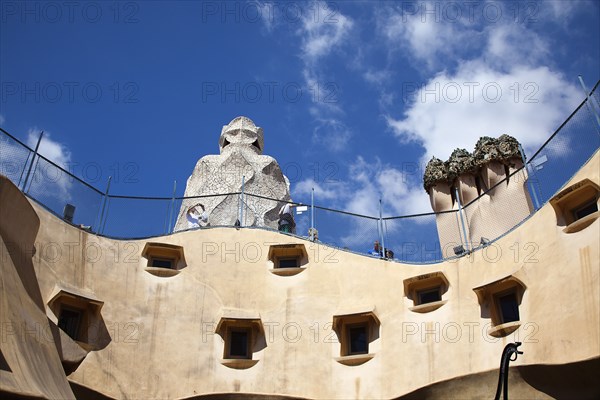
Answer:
294;156;430;215
293;155;432;247
299;2;353;61
25;128;73;201
26;129;71;167
299;2;355;151
293;178;341;201
376;2;483;72
380;3;582;163
261;1;355;152
309;116;352;152
386;63;581;164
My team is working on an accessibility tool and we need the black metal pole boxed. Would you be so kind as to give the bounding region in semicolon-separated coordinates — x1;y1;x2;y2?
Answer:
494;342;523;400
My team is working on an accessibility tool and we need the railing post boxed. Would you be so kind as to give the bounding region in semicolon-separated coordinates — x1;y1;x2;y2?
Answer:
17;153;31;188
98;176;112;235
379;199;385;258
21;130;43;192
311;188;315;239
455;187;470;253
519;144;541;210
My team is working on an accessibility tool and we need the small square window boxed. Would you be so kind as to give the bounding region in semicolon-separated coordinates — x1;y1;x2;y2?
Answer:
268;244;307;274
278;258;299;268
228;329;250;359
150;257;174;269
417;288;441;305
333;311;379;364
348;325;368;355
497;292;520;324
573;200;598;221
58;307;83;341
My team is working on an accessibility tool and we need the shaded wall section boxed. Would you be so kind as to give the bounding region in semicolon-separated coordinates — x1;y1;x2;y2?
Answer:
0;175;75;399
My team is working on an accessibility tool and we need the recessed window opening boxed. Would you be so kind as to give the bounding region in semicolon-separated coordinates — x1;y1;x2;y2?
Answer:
418;288;442;305
348;325;368;355
58;307;83;341
268;244;307;275
142;243;186;277
573;200;598;221
549;179;600;232
278;258;298;268
150;257;174;269
222;138;230;148
404;272;449;313
497;291;520;324
251;140;261;151
228;329;251;359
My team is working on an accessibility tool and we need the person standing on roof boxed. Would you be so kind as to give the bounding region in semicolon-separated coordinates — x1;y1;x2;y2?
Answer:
278;203;296;234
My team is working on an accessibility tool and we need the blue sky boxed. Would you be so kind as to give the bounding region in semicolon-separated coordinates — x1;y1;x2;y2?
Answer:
1;1;599;242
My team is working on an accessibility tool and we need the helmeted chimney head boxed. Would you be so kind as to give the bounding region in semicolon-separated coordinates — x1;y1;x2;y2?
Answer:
219;116;264;155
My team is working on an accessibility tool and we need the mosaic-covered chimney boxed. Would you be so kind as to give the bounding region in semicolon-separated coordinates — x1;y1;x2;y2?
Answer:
174;116;292;231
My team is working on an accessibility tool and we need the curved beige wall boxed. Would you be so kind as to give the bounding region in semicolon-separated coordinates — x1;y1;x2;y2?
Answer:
8;151;600;399
0;176;75;399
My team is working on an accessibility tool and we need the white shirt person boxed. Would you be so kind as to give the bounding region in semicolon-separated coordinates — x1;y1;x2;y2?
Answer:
187;203;209;229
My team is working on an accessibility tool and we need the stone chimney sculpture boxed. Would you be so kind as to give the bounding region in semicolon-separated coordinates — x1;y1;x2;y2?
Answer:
174;116;292;231
423;134;533;254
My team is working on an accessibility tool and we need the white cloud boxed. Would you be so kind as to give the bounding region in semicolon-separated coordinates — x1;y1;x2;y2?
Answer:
310;116;352;152
26;129;71;168
363;69;391;85
342;157;432;247
485;24;549;70
380;4;582;163
25;128;73;201
293;178;340;200
545;0;587;22
294;2;354;151
386;61;581;164
299;2;353;61
376;2;569;73
257;1;276;33
292;156;433;247
378;3;479;71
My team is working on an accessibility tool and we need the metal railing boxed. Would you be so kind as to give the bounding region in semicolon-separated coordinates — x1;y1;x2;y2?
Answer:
1;80;598;263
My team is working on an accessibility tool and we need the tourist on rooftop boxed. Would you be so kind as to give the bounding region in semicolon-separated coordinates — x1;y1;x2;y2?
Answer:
187;203;209;229
278;203;296;234
368;240;383;257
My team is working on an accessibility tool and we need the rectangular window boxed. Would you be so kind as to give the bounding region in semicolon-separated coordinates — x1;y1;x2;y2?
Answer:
151;257;174;269
498;292;520;323
58;307;82;341
278;258;299;268
573;201;598;221
229;329;250;359
348;325;368;355
417;288;441;305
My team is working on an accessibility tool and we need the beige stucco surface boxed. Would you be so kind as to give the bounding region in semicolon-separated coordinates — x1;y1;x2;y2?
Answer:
1;151;599;399
0;176;76;399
